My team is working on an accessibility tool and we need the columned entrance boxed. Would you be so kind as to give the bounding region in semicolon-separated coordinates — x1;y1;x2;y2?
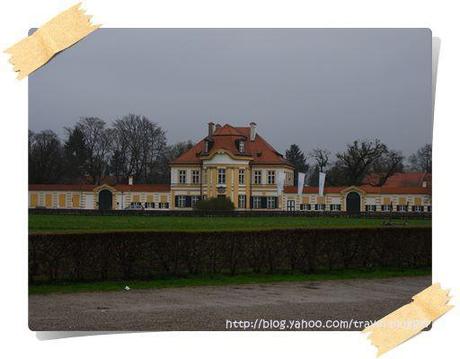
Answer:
346;192;361;214
98;189;113;210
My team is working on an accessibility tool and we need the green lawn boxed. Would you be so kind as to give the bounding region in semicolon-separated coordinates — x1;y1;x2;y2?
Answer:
29;268;431;295
29;214;431;234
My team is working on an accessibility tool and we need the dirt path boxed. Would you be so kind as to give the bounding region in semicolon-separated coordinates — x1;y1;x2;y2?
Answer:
29;276;431;331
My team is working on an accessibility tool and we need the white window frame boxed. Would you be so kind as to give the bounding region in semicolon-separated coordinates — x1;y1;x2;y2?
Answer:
267;196;276;209
178;170;186;184
191;170;200;184
254;170;262;185
315;204;326;211
238;194;246;209
253;196;262;209
177;195;186;208
287;200;296;211
191;195;200;207
239;169;245;185
218;168;226;185
267;170;275;185
381;204;392;212
239;140;245;153
330;204;341;211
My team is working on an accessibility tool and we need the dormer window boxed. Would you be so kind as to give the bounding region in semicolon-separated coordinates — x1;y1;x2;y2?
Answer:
204;140;209;153
238;140;245;153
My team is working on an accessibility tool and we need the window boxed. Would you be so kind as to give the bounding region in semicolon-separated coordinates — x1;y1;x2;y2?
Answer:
427;206;432;212
330;204;341;211
253;196;262;209
159;202;169;209
178;170;186;184
238;195;246;209
300;204;311;211
204;140;210;153
144;202;155;209
239;169;245;185
191;195;200;207
267;170;275;185
381;204;392;212
365;205;377;212
238;140;245;153
315;204;326;211
177;195;186;208
267;196;277;209
412;205;424;212
254;170;262;185
218;168;226;185
287;200;296;211
191;170;200;184
397;205;408;212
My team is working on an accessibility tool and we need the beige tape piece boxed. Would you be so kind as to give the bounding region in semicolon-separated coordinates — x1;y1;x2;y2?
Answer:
363;283;453;356
4;3;100;79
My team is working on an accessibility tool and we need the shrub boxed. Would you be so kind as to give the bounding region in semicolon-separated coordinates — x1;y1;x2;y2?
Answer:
29;227;431;283
194;196;235;211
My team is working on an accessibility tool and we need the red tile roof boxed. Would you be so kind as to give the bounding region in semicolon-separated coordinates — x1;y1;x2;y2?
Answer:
285;185;431;195
284;186;346;194
113;184;170;192
382;172;431;188
29;184;96;191
29;184;171;192
363;172;431;188
171;124;294;167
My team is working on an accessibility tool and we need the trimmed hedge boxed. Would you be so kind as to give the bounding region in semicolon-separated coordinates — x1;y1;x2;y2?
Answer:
29;208;432;219
194;197;235;211
29;227;431;283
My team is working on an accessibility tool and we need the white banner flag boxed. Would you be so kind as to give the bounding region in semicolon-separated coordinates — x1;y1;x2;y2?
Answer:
319;172;326;197
297;172;306;195
276;171;286;196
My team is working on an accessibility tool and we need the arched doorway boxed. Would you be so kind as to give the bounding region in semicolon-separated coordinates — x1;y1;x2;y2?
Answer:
346;192;361;214
98;189;113;210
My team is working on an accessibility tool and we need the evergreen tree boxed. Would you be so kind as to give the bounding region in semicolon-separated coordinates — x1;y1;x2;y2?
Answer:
285;144;309;185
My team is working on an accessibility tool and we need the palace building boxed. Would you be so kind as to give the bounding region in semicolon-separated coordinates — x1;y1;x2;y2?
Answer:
28;123;432;213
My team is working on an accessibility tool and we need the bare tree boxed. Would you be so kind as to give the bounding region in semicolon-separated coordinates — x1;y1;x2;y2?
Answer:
333;139;388;185
155;141;194;183
75;117;113;184
111;114;167;183
309;148;330;172
29;130;64;183
408;144;432;173
369;150;405;186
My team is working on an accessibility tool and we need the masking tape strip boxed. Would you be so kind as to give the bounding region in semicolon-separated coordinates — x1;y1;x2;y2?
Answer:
5;2;100;79
363;283;453;356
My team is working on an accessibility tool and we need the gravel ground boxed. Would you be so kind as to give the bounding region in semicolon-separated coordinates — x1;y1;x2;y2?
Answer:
29;276;431;331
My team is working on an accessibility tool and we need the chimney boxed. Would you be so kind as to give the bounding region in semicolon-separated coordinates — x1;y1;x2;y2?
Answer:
249;122;257;141
208;122;215;138
128;176;133;185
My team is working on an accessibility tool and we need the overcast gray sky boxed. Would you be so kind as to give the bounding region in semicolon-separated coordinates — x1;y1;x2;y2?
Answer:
29;28;432;156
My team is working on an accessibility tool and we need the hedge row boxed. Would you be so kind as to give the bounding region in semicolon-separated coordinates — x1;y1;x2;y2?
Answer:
29;227;431;283
29;208;432;219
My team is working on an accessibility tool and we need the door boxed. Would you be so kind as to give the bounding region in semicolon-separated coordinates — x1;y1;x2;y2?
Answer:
98;190;113;210
346;192;361;214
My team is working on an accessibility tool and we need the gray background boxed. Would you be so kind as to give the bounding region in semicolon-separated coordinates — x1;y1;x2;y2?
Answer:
29;28;432;155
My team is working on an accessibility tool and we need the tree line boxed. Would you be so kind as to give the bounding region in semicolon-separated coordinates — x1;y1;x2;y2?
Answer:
285;141;432;186
29;114;193;184
29;114;431;186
